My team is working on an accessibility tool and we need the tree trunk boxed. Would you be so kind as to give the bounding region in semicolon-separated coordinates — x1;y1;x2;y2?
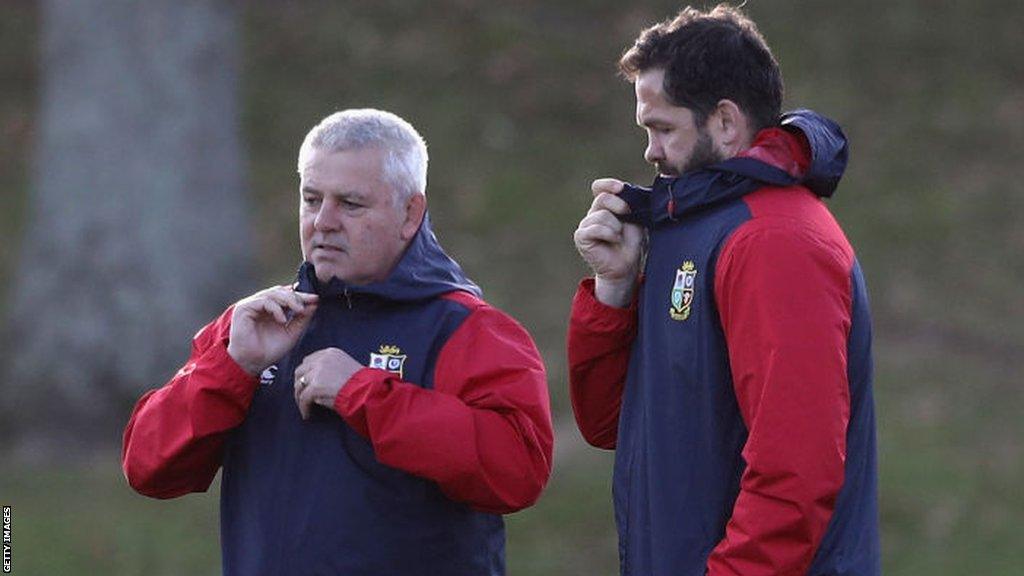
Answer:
4;0;254;455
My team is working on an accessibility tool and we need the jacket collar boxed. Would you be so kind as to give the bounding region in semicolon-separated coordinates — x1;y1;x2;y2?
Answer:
618;109;848;227
295;212;481;302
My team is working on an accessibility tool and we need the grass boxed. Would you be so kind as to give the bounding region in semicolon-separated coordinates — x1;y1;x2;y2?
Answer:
0;444;617;576
2;459;220;576
4;339;1022;576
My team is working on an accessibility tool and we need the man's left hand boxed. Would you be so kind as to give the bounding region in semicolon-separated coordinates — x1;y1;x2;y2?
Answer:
293;348;364;420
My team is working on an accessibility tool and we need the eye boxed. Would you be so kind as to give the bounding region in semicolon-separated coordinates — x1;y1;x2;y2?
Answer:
301;195;321;207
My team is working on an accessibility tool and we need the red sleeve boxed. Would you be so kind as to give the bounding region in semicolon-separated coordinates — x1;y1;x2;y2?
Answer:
333;294;553;514
121;307;258;499
566;278;637;449
707;219;852;575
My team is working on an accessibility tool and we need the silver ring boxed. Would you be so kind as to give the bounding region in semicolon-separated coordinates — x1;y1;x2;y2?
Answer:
298;376;308;388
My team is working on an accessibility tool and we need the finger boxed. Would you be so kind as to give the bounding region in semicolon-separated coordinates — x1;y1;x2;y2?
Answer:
324;346;353;361
282;310;316;340
276;287;311;312
234;289;274;316
298;384;316;420
622;219;645;243
292;287;319;302
284;282;319;302
288;293;320;323
264;288;312;318
285;285;320;306
255;299;289;324
575;222;623;247
576;215;624;245
295;373;309;419
591;178;625;196
589;192;631;217
293;367;307;406
313;393;335;410
579;209;625;234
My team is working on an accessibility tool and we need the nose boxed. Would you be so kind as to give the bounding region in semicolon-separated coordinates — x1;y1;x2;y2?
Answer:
313;200;342;232
644;134;663;166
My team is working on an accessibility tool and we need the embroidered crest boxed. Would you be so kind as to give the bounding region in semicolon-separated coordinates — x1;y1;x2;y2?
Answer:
669;261;697;321
369;344;407;378
259;364;278;386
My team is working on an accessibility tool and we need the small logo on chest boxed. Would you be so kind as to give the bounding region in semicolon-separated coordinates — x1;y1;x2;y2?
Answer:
369;344;407;378
669;261;697;321
259;364;278;386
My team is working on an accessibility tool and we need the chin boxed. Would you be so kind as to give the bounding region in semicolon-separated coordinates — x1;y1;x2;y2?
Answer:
309;258;341;283
315;271;338;283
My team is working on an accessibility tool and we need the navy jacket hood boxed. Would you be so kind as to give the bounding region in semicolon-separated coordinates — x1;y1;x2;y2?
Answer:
780;109;848;198
296;212;482;301
619;109;848;226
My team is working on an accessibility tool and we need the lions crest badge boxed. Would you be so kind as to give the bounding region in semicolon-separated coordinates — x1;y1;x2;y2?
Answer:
669;261;697;321
369;344;407;378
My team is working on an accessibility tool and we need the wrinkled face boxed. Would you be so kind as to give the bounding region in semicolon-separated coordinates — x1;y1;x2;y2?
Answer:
299;147;411;285
635;68;723;176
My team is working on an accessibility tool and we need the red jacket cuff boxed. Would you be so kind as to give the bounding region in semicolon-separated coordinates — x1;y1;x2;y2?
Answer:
197;339;260;398
334;367;392;437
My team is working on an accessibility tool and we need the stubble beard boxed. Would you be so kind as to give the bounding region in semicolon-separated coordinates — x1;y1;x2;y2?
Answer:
658;128;724;177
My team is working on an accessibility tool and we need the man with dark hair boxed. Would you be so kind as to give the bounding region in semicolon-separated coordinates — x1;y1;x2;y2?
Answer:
123;109;553;575
570;5;880;575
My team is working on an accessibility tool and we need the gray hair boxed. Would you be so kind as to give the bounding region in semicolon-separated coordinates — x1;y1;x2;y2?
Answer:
297;108;428;201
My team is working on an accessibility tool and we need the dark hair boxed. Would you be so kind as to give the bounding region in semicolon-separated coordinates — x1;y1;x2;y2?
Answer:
619;4;783;131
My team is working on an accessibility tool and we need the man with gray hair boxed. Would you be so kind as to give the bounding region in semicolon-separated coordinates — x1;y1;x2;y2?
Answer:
122;108;554;575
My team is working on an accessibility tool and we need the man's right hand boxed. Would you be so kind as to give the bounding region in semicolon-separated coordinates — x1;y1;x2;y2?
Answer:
574;178;643;308
227;286;320;376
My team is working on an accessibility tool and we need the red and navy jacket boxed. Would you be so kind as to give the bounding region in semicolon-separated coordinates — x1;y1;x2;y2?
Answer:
122;214;553;576
568;111;880;576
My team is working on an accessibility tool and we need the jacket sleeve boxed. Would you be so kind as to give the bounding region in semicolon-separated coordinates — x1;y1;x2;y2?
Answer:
566;278;637;449
121;307;258;499
333;295;553;514
707;221;852;575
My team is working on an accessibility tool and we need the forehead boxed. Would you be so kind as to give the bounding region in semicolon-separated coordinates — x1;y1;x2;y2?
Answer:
634;68;694;126
635;68;668;102
299;147;391;196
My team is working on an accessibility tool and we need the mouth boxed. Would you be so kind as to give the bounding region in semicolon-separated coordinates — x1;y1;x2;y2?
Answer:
656;165;679;177
313;242;346;254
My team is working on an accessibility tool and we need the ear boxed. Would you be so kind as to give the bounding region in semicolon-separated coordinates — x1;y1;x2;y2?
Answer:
707;99;753;158
400;193;427;241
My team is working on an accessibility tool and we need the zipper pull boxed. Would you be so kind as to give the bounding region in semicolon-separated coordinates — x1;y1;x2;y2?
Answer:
344;288;353;309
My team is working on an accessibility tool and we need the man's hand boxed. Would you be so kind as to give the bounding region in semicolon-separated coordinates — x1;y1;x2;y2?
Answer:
293;348;364;420
574;178;644;307
227;286;319;376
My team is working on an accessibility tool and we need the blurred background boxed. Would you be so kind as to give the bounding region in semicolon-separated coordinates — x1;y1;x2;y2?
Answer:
1;0;1022;574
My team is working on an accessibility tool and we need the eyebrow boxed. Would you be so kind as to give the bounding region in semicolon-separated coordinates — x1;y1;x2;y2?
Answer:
300;185;369;202
638;114;669;129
